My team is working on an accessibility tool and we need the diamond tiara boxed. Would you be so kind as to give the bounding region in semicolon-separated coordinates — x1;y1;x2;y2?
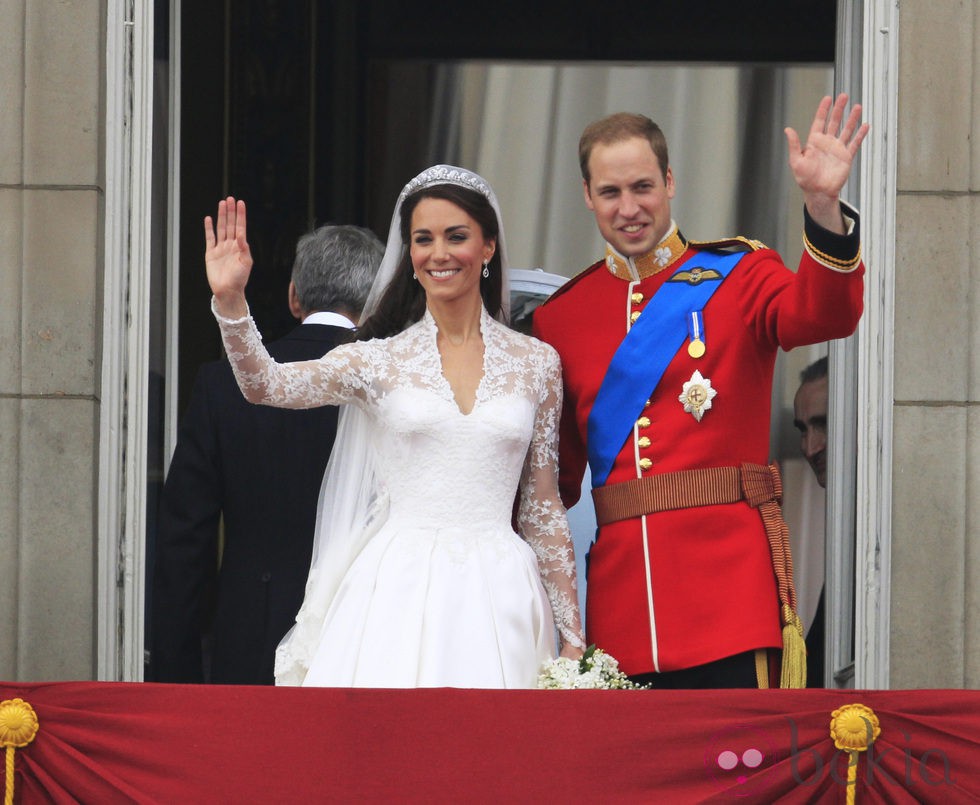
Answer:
399;165;493;202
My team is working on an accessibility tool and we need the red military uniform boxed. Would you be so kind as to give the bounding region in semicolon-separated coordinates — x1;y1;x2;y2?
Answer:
533;207;863;678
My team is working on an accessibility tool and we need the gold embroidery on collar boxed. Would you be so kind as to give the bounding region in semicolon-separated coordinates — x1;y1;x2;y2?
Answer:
604;229;689;281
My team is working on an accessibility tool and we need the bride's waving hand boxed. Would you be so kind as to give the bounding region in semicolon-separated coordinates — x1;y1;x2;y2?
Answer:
205;196;253;319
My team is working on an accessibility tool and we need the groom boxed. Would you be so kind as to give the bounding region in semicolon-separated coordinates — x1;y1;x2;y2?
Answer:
534;95;868;689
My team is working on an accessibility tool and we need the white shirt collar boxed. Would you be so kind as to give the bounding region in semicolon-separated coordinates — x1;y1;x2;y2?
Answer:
301;311;356;329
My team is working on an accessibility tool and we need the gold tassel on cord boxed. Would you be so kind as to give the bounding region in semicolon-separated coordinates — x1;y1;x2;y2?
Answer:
743;464;807;688
780;604;807;689
0;698;39;805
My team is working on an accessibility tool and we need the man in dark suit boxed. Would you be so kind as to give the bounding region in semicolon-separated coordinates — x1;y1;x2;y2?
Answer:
150;224;384;684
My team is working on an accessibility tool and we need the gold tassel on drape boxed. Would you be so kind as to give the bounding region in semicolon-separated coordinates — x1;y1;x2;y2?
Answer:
0;698;39;805
830;703;880;805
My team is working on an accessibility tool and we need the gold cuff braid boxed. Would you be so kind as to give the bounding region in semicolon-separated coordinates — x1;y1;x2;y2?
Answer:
803;232;861;271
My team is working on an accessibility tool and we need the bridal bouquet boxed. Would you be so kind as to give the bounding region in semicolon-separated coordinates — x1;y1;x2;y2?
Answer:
537;645;648;690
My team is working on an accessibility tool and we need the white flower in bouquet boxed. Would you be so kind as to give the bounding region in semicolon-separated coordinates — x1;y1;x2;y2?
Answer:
537;645;648;690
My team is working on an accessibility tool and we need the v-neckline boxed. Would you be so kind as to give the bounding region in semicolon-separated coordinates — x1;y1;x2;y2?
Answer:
425;307;488;417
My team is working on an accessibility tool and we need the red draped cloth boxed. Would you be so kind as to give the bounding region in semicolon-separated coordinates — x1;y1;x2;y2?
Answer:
1;683;979;803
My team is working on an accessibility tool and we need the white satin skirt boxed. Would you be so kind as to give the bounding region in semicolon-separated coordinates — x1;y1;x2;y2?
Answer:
297;520;556;689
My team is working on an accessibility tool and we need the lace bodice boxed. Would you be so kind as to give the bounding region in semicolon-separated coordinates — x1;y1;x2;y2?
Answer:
214;303;585;651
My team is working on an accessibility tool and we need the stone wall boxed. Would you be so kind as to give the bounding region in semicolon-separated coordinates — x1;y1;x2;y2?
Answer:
0;0;104;680
890;0;979;688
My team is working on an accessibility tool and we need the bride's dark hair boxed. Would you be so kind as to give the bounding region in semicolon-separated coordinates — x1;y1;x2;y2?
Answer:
356;183;505;341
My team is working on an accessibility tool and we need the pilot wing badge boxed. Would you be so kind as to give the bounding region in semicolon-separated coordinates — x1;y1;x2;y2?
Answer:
667;266;723;286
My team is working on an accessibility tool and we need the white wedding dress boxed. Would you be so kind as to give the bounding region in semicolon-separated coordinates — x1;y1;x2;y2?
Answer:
214;304;584;688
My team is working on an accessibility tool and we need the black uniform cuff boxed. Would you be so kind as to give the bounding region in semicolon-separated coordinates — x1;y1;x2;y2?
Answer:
802;202;861;271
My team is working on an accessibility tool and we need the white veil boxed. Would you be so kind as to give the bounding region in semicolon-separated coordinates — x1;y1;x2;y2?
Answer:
274;165;510;685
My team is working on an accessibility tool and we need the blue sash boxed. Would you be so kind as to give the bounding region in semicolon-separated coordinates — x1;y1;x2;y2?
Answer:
587;251;745;487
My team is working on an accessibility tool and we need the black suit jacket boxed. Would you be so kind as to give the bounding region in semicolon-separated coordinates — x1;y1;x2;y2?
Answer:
150;323;350;684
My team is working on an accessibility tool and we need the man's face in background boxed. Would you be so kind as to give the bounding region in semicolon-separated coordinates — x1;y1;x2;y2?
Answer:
794;375;828;488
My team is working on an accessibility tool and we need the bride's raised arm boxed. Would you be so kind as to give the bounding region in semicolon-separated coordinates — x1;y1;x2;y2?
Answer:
205;196;376;411
517;345;586;658
205;196;253;320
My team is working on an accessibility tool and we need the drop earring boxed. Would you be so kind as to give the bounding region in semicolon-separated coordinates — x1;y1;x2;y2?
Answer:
482;260;490;279
412;272;418;281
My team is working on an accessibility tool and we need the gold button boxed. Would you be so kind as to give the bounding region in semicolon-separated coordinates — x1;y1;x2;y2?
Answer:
645;399;652;407
639;458;653;470
631;292;644;304
638;436;651;448
637;416;651;428
630;311;641;323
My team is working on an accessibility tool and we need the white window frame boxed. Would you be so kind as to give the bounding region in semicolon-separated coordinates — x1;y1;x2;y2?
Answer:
98;0;156;681
833;0;898;689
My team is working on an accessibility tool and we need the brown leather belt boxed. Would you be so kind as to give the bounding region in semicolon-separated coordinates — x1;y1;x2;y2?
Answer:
591;462;782;526
591;461;806;688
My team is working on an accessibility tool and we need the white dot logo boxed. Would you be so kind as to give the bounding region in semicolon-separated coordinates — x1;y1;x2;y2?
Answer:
742;748;763;768
717;750;739;771
705;725;776;796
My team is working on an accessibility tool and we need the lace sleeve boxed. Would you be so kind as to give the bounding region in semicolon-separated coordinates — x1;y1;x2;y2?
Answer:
516;344;586;652
212;298;373;409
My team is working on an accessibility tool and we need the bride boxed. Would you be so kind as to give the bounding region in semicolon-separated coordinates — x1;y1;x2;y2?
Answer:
205;165;585;688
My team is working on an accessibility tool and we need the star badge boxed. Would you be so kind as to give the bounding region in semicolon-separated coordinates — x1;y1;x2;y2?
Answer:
679;370;716;422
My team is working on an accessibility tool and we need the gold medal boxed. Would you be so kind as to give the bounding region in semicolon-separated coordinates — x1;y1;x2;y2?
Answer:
686;311;707;359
